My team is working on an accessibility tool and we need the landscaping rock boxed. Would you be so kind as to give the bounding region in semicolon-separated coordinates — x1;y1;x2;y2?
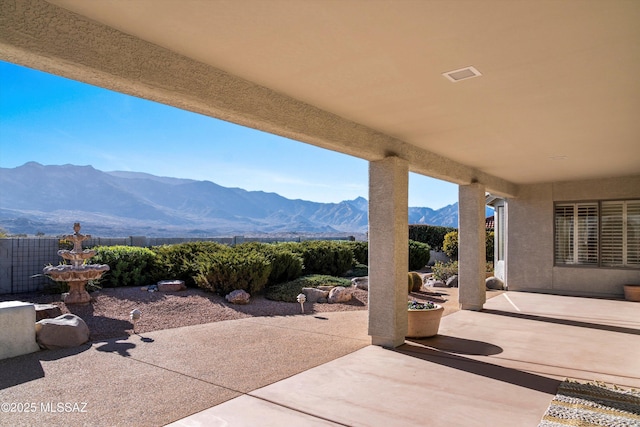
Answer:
317;297;327;304
35;314;90;350
351;276;368;290
328;286;352;303
225;289;251;305
446;275;459;288
316;286;335;292
301;287;330;303
486;276;505;290
157;280;186;292
425;279;447;288
34;304;63;321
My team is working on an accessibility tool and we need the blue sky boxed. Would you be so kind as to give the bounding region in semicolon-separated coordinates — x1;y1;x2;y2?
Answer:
0;60;458;208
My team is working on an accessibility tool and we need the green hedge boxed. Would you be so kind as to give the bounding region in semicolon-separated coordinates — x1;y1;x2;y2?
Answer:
235;242;303;286
408;225;457;251
92;246;156;287
342;241;368;265
280;240;354;276
150;241;229;286
408;240;431;270
194;247;271;295
442;231;494;261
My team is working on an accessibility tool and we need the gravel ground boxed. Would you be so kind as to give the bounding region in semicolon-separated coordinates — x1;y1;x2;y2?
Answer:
1;286;370;342
1;281;492;342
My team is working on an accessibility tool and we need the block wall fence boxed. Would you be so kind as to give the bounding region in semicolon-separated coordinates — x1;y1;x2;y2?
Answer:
0;235;350;294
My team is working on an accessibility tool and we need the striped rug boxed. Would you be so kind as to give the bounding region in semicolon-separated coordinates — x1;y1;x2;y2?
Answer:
538;380;640;427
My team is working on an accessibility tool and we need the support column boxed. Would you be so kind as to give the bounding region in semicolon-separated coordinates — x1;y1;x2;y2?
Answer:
459;183;486;311
368;156;409;348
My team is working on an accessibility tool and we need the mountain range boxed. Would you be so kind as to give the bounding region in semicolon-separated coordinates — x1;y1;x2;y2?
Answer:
0;162;487;237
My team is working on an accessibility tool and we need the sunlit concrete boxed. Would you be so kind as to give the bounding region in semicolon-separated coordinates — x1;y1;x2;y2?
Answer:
175;292;640;427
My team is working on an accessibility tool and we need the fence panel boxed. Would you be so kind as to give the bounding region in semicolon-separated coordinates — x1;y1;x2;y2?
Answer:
0;235;355;294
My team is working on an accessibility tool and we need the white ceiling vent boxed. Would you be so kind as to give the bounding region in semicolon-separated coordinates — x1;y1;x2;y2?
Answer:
442;66;482;82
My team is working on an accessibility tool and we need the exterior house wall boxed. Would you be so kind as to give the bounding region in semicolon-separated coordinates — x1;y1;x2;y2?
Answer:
505;175;640;297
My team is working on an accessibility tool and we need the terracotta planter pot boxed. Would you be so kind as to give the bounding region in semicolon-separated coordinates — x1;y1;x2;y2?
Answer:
407;304;444;338
623;285;640;302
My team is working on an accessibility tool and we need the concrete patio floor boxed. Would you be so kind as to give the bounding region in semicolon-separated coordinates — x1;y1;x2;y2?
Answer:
1;291;638;426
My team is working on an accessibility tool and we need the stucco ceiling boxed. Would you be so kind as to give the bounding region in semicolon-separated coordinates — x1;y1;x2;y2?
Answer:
47;0;640;185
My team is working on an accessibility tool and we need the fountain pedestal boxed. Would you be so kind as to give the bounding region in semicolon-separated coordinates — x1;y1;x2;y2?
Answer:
43;223;109;305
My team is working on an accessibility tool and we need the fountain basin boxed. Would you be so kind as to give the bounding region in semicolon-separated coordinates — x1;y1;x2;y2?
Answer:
58;249;97;262
44;264;110;282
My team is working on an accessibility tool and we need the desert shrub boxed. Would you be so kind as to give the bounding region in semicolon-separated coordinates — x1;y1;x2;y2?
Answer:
486;231;495;262
442;231;459;259
280;241;354;276
486;261;494;273
265;274;352;302
194;247;271;295
408;271;423;293
236;242;303;286
92;246;156;287
408;240;431;270
432;260;458;281
150;241;229;286
345;263;368;278
408;225;457;251
343;241;368;265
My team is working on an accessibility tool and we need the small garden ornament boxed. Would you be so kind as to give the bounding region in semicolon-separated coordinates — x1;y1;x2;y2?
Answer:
130;308;142;333
297;293;306;313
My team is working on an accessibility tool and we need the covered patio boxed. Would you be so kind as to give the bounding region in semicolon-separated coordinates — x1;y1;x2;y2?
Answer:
0;291;638;426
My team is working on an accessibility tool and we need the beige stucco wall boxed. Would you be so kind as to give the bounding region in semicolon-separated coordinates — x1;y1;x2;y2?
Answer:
505;175;640;297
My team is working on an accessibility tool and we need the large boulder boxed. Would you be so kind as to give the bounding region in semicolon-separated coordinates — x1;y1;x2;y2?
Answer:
225;289;251;305
351;276;368;290
328;286;352;303
425;278;447;288
486;277;505;290
35;314;90;350
301;287;330;303
157;280;186;292
446;275;459;288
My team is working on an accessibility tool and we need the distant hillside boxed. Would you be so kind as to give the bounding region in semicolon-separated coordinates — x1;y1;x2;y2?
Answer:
0;162;488;237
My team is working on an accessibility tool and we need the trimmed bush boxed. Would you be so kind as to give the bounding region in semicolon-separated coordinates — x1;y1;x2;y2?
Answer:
408;225;457;251
408;240;431;270
151;241;228;286
345;263;368;278
265;275;352;302
442;231;459;259
280;241;354;276
408;271;423;293
92;246;156;287
235;242;303;286
343;241;368;265
432;260;458;281
194;247;271;295
486;231;495;262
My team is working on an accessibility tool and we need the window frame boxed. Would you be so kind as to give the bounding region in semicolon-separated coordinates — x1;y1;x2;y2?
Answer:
554;199;640;269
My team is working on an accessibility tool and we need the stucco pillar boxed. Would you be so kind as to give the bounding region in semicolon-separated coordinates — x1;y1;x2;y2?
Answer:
368;156;409;348
459;183;486;310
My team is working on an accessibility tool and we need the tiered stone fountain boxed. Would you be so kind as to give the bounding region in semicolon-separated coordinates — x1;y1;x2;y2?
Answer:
43;223;110;304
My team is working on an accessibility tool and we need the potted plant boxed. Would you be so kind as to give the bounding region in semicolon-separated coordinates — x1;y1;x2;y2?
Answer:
623;284;640;302
407;300;444;338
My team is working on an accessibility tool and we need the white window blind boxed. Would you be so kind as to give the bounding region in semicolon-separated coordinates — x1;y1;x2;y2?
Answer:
555;204;574;264
601;201;624;266
627;201;640;266
556;199;640;268
555;203;598;265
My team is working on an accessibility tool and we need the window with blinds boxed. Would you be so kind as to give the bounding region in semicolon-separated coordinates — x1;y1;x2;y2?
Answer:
555;199;640;268
555;203;598;265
